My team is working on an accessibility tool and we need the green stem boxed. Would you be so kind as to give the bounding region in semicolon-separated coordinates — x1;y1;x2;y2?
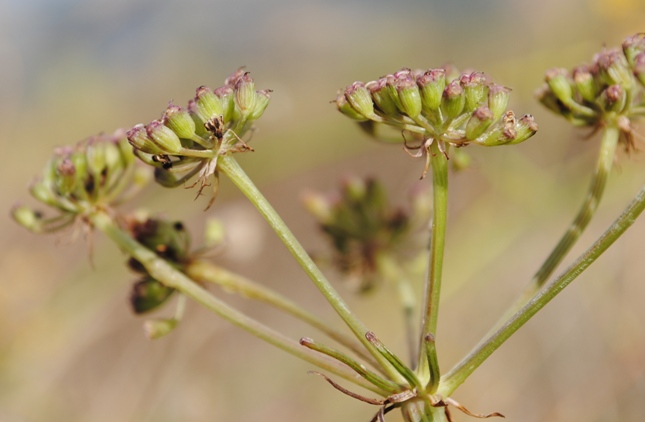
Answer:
178;147;216;159
186;260;381;369
494;123;619;324
299;337;402;394
89;210;388;396
375;253;417;366
366;331;425;393
438;181;645;396
401;400;443;422
417;142;449;377
424;334;440;394
216;154;405;384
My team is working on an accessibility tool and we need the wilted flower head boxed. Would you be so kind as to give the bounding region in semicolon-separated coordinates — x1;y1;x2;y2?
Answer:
536;33;645;150
336;67;538;178
12;131;149;234
126;68;271;207
303;177;430;291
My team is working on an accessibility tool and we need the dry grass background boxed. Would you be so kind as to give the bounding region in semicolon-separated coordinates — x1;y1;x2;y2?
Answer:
2;0;645;421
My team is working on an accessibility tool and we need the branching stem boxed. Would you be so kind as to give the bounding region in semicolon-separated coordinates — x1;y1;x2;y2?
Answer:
438;181;645;396
90;210;388;396
216;154;406;384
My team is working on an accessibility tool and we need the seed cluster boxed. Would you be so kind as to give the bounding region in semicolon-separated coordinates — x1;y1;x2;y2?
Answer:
303;177;429;291
336;67;538;152
536;33;645;149
12;132;145;233
126;68;271;191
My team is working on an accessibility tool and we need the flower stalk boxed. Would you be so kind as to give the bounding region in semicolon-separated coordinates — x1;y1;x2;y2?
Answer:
438;181;645;396
417;141;449;378
216;154;406;383
90;209;388;396
503;122;619;317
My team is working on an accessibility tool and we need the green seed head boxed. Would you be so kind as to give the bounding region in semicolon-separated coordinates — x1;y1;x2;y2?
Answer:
335;65;538;165
336;91;369;121
249;89;272;121
131;217;191;264
86;138;107;177
214;85;236;122
127;124;164;155
394;75;422;119
194;85;225;122
366;78;399;117
146;120;183;154
622;33;645;66
16;131;145;236
633;53;645;87
130;277;175;314
461;72;487;112
224;67;247;86
595;48;634;89
465;105;494;141
545;68;574;106
163;104;197;139
301;191;334;224
204;218;226;248
418;68;446;113
508;114;539;145
11;205;44;233
144;318;178;340
572;65;599;103
234;72;257;114
487;84;511;121
344;81;376;119
55;158;77;196
441;80;465;120
598;84;627;113
304;177;419;291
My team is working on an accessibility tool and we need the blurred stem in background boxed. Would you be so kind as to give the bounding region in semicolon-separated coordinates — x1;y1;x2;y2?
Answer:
185;259;381;369
374;252;417;366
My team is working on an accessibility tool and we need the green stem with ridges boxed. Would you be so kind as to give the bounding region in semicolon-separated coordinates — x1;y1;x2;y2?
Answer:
438;181;645;396
417;142;449;377
177;147;216;159
299;337;402;394
424;334;440;394
500;122;619;320
186;260;380;369
89;209;388;396
216;154;406;384
365;331;424;391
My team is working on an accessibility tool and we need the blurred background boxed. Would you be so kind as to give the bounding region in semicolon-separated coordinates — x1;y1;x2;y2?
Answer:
2;0;645;421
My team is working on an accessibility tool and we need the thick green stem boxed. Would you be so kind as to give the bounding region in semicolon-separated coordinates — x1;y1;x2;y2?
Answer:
401;400;445;422
510;123;619;313
186;260;380;369
417;143;449;377
217;154;405;384
438;182;645;396
90;210;388;396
